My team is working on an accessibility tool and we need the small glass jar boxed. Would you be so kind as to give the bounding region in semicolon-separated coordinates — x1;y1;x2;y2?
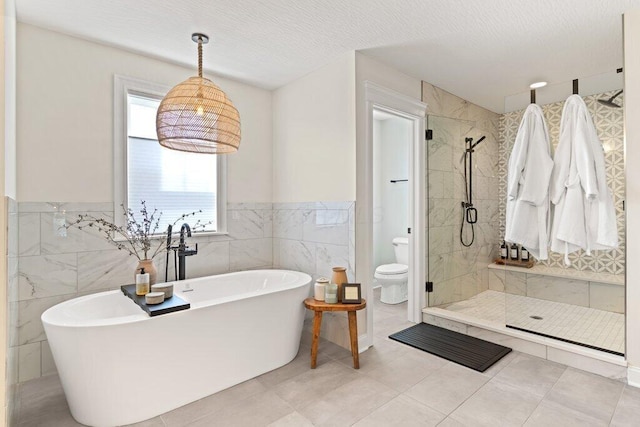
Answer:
314;277;329;301
324;283;338;303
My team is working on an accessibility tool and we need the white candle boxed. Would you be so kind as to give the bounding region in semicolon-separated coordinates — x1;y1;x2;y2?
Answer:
325;283;338;303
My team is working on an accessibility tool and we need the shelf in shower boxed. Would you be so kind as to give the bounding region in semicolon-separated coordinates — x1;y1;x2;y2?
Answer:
493;258;535;268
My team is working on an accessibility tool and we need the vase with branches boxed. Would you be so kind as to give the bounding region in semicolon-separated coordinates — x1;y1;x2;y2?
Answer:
67;201;211;284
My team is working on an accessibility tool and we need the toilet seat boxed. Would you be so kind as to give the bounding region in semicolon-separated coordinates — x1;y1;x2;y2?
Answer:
375;263;408;275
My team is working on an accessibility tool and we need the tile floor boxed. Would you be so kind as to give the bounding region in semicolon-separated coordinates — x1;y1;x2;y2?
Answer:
13;289;640;426
443;290;625;354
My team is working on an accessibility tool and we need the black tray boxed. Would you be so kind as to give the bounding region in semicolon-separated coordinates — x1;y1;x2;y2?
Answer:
121;284;190;317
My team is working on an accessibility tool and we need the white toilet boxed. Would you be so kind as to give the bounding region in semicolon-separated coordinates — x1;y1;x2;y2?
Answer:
374;237;409;304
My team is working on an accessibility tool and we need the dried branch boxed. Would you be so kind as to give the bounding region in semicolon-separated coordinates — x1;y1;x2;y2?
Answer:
66;201;212;261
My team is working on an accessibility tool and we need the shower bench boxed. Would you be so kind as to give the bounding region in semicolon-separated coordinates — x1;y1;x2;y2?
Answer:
487;263;624;314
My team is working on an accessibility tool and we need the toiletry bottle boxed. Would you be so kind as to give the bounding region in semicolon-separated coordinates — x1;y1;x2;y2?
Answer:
136;268;150;296
521;247;530;262
510;243;519;260
500;241;507;259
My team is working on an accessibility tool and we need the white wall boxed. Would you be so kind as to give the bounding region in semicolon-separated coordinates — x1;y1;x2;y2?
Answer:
16;24;272;203
373;115;410;270
272;51;356;203
1;0;13;421
3;0;14;198
373;119;383;268
624;9;640;386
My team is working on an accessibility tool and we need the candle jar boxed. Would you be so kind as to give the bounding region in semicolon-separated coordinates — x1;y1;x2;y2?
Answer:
324;283;338;303
314;277;329;301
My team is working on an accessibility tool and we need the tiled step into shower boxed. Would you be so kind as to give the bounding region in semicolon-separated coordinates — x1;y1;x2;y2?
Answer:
423;290;627;381
442;290;624;354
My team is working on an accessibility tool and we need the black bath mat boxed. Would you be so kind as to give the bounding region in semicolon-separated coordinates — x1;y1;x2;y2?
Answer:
389;323;511;372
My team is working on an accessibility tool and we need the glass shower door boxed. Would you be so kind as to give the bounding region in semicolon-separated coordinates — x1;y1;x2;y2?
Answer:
426;113;501;322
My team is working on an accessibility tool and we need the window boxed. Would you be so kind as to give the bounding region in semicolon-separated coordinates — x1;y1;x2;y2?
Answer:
114;76;226;233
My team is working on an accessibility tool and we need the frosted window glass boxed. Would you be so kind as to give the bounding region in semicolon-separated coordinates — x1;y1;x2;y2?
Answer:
127;94;217;232
128;95;159;140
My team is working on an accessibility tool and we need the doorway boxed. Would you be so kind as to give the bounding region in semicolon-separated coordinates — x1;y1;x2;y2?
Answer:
360;81;427;350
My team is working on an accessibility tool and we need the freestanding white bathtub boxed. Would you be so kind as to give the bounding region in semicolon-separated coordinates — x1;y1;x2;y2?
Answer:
42;269;311;427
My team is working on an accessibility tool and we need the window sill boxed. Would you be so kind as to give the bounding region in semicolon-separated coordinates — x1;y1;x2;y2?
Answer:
112;230;229;243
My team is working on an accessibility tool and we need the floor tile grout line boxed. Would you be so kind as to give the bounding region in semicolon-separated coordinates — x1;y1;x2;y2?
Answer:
399;390;449;421
607;384;627;425
441;366;493;419
518;362;568;426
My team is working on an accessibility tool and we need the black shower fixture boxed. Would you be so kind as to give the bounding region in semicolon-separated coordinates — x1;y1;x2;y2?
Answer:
460;135;486;247
598;90;623;108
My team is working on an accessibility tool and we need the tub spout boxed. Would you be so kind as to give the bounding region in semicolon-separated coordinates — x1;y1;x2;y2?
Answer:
179;223;192;245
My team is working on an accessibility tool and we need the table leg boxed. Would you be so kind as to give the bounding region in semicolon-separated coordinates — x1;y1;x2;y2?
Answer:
310;311;323;369
348;311;359;369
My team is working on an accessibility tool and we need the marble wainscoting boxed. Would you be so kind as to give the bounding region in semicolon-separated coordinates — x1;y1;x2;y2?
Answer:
272;201;356;349
11;201;274;383
423;82;501;307
488;266;624;314
6;197;20;425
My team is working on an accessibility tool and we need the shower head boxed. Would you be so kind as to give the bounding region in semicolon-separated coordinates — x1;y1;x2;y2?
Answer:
470;135;486;149
598;90;623;108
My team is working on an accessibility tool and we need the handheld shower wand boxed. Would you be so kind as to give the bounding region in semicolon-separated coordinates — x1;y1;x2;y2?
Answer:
460;135;485;247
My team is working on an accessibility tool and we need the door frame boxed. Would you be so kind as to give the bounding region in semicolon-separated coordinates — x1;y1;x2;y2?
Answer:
360;81;426;349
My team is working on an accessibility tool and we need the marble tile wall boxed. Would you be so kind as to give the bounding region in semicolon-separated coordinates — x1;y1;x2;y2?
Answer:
498;91;625;275
272;201;356;349
12;201;274;383
422;82;501;306
11;200;356;383
6;197;19;425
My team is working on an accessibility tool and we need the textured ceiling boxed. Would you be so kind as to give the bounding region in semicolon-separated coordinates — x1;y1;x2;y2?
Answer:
14;0;640;113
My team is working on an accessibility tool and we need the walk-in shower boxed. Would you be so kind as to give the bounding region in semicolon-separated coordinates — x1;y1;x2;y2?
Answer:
425;87;625;357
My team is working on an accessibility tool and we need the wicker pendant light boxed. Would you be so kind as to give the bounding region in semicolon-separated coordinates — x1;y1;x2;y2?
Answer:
156;33;241;154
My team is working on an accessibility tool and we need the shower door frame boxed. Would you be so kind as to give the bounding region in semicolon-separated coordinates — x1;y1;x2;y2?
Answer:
360;81;427;350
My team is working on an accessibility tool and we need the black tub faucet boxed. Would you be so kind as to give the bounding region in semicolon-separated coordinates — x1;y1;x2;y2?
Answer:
180;223;191;245
177;223;198;280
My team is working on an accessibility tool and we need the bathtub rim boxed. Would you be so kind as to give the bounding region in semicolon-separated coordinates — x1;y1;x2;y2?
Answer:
41;269;312;329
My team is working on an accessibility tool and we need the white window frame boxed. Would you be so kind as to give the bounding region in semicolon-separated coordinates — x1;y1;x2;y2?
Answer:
113;75;227;234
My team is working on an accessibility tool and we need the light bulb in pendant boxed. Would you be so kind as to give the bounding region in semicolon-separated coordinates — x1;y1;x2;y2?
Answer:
196;105;204;116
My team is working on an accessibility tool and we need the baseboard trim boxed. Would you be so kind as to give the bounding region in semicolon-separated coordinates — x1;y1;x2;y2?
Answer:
358;333;371;353
628;365;640;388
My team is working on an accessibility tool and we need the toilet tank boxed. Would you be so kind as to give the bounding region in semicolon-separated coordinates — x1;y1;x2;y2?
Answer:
392;237;409;265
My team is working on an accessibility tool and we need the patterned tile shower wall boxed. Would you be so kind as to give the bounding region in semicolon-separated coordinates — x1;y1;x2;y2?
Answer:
422;82;502;306
498;91;625;275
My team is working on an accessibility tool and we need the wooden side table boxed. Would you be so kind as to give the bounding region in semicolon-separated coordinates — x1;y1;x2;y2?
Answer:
303;297;367;369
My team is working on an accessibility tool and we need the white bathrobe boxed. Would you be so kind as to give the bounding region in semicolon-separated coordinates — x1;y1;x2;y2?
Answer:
505;103;554;260
549;95;618;264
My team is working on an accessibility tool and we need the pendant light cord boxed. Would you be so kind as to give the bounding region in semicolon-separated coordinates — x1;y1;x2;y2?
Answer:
197;37;203;78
